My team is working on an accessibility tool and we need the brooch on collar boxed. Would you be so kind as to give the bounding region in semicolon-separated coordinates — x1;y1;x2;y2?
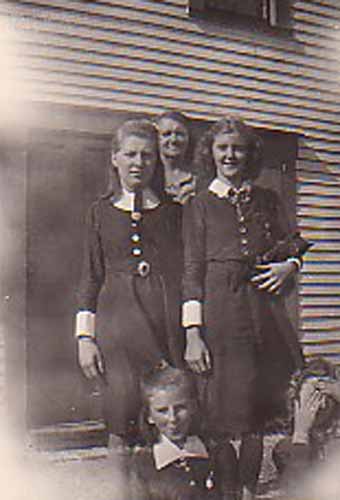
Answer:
228;183;252;206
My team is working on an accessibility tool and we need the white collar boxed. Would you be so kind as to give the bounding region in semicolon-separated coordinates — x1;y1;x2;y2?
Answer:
153;434;209;471
112;187;160;211
208;178;251;199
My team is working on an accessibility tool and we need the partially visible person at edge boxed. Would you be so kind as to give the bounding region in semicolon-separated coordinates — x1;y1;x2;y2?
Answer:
129;364;239;500
272;357;340;498
75;119;181;448
181;115;311;500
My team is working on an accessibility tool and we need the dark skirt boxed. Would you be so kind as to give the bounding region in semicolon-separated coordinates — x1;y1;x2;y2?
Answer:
200;261;302;436
96;270;171;436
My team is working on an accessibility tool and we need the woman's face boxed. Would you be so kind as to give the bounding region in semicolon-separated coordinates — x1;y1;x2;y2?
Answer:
112;134;157;191
212;132;249;186
148;385;194;444
158;118;189;162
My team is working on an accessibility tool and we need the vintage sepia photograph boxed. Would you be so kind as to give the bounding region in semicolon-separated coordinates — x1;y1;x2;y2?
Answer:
0;1;340;499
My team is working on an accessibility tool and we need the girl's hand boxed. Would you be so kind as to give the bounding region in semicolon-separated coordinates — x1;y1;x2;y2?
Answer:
251;261;297;294
185;327;211;374
169;174;196;205
78;338;104;379
316;379;340;404
292;380;324;444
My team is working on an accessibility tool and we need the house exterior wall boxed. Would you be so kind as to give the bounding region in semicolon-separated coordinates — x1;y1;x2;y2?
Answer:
1;0;340;415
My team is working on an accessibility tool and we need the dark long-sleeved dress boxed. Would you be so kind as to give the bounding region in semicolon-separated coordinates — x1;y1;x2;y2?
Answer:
182;183;310;437
77;197;181;436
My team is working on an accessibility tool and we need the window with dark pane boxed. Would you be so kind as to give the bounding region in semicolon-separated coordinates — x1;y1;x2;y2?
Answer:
188;0;288;28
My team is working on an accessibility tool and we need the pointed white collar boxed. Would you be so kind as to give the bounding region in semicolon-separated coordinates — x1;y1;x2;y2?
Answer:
208;178;251;199
153;434;209;470
112;187;160;211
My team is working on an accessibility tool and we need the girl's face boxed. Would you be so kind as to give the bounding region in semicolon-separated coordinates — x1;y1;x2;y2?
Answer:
148;385;194;444
212;132;249;186
158;118;189;161
112;134;157;191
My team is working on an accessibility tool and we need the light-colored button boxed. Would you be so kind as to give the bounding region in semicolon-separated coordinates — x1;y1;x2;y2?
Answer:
242;248;249;256
241;238;248;245
131;234;140;243
239;216;245;223
132;248;142;256
137;260;150;277
131;211;142;222
239;226;247;234
189;480;196;487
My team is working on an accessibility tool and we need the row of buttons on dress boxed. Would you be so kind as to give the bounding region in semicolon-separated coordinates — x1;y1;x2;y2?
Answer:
237;212;272;258
130;192;150;277
177;458;215;490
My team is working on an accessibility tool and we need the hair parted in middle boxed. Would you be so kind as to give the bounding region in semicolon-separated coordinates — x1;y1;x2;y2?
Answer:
102;118;158;199
192;115;263;184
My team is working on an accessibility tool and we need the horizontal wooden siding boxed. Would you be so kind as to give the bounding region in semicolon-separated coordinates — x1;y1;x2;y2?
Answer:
1;0;340;361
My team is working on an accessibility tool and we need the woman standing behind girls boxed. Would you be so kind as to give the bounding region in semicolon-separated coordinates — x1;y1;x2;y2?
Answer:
181;116;311;500
75;119;177;445
155;111;196;205
151;111;198;366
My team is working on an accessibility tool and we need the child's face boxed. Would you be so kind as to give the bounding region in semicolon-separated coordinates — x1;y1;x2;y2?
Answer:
212;132;249;186
148;385;194;444
112;134;157;191
158;118;189;161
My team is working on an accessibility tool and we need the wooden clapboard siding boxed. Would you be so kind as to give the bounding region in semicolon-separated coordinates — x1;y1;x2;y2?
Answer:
1;0;340;367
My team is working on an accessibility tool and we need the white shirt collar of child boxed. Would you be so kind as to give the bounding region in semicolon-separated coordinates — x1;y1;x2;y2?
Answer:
153;434;209;470
112;187;160;211
208;177;251;199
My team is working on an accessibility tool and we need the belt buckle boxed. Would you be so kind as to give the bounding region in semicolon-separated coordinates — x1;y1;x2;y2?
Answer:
137;260;150;278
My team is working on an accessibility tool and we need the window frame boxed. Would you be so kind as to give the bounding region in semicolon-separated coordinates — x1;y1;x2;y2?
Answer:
187;0;290;30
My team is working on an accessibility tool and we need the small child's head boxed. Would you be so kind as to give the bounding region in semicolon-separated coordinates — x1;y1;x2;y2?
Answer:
109;118;158;194
140;365;198;445
193;115;263;186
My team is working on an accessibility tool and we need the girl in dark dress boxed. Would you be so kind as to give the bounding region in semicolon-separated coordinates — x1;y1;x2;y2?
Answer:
75;119;179;443
181;116;311;499
130;364;239;500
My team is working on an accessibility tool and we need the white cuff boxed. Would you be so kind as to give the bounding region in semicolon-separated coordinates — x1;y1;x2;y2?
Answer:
292;432;309;445
182;300;202;328
287;257;302;271
75;311;96;339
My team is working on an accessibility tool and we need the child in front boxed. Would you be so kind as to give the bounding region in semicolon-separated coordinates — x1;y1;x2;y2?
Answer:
181;116;311;500
75;119;179;446
130;364;238;499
